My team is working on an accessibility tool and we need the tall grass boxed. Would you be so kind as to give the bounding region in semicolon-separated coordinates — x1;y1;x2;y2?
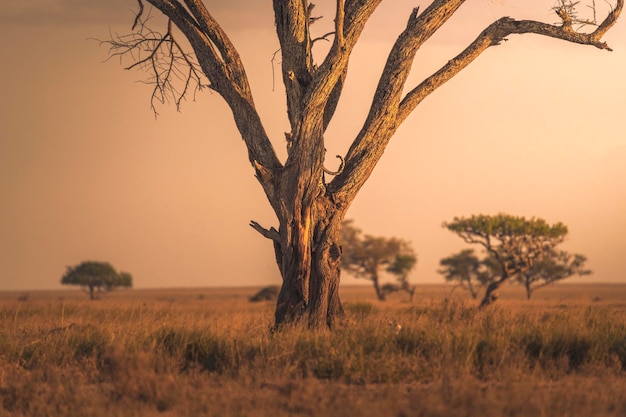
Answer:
1;290;625;416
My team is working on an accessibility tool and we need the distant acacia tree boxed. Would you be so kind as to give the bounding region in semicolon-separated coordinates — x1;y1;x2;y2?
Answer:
61;261;133;300
516;251;591;299
341;220;416;301
103;0;623;327
439;246;589;301
438;249;495;299
443;214;570;308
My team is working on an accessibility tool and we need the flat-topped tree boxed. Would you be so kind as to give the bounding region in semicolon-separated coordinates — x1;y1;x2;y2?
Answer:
61;261;133;300
103;0;623;327
443;214;569;308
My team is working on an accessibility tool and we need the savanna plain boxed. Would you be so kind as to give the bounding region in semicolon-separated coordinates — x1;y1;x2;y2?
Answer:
1;283;625;417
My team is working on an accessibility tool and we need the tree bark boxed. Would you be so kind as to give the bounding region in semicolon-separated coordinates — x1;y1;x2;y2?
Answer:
273;195;347;328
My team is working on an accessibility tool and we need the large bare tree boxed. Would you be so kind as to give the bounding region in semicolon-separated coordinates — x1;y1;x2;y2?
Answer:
105;0;623;328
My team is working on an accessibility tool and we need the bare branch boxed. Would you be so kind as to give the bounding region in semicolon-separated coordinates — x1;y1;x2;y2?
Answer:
323;154;345;176
331;0;622;201
138;0;282;173
331;0;466;199
554;0;600;29
101;14;207;116
273;0;312;128
181;0;253;99
311;0;382;130
311;31;335;45
132;0;145;30
271;48;282;92
335;0;345;47
398;0;622;125
250;220;280;241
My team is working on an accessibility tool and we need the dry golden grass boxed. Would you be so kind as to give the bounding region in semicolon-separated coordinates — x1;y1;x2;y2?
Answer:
1;283;625;416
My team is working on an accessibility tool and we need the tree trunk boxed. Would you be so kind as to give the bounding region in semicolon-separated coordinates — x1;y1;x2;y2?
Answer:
371;271;385;301
272;191;347;328
466;277;477;300
407;286;416;302
479;275;508;309
273;221;346;328
525;280;532;300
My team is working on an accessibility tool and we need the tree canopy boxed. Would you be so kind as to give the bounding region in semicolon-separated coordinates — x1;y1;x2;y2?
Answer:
61;261;133;300
104;0;624;327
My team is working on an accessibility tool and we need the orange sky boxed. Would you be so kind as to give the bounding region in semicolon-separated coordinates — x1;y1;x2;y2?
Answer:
1;1;625;291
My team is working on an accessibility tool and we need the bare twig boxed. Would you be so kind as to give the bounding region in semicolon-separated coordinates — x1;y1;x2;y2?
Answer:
99;8;208;116
323;154;345;175
311;31;336;45
271;48;281;92
554;0;599;29
132;0;144;30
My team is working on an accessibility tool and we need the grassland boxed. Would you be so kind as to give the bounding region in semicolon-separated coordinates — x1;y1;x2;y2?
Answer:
1;283;625;417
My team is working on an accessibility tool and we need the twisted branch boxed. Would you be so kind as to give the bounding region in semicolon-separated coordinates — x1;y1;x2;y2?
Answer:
323;154;345;176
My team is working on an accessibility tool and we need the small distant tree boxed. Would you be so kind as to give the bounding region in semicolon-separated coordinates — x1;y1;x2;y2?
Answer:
438;249;495;299
443;214;569;308
61;261;133;300
516;251;591;299
341;220;417;301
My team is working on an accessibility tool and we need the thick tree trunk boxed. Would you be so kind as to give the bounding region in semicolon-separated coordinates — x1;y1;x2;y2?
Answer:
273;201;346;328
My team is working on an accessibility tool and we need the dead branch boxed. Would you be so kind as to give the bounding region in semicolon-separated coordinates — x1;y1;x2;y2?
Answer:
250;220;280;241
397;0;623;125
311;31;335;45
554;0;599;29
323;154;345;175
101;9;208;116
271;48;281;92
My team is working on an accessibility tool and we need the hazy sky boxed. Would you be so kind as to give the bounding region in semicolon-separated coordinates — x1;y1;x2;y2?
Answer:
1;1;625;291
